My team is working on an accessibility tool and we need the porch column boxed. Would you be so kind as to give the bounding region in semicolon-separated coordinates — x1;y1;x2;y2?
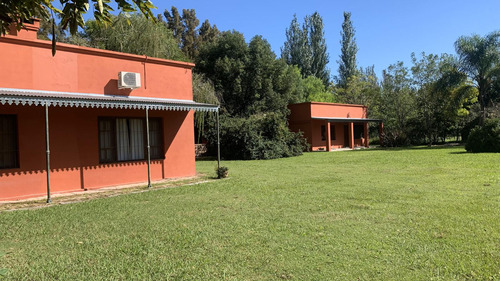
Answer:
325;120;331;152
364;122;369;147
145;107;151;188
348;122;354;149
44;103;51;203
379;122;384;146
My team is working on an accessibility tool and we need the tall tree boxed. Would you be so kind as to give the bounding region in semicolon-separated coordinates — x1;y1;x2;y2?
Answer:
379;62;417;145
337;12;358;88
281;12;329;86
196;31;248;115
305;12;330;86
198;19;220;46
455;31;500;121
281;14;310;76
181;8;199;59
163;7;183;46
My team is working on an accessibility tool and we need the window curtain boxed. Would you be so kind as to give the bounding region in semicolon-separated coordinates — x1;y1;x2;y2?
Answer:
116;118;144;161
129;119;144;160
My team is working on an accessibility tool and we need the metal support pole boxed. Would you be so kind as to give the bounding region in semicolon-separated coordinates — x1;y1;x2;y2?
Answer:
216;110;220;170
45;103;51;203
146;107;152;188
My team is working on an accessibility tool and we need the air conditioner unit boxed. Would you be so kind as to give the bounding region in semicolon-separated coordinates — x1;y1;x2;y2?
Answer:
118;72;141;89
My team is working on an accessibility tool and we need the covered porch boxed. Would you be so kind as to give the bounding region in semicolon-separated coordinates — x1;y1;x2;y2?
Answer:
0;88;219;202
312;117;383;151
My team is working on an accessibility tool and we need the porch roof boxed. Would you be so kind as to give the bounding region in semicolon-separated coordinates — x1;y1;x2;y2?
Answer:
312;117;382;122
0;88;219;112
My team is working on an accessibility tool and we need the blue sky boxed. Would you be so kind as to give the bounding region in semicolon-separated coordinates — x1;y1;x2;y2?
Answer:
94;0;500;79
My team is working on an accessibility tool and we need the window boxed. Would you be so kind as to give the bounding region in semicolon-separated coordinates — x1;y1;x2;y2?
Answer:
98;117;163;163
321;124;336;141
354;124;364;139
0;115;18;169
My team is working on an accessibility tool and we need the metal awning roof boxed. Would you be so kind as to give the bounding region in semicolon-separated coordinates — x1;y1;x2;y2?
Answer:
0;88;219;112
312;117;382;122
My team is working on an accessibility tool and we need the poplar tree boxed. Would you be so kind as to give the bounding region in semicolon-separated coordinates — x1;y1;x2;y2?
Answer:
163;7;183;46
306;12;330;86
199;19;220;45
338;12;358;88
281;14;310;76
281;12;330;87
181;8;199;59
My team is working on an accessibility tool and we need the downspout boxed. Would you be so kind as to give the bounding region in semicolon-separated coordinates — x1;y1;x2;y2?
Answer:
146;106;151;188
217;109;220;171
45;102;51;203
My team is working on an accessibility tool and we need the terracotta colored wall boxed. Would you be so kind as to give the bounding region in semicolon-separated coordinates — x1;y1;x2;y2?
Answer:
0;36;194;100
310;102;367;119
0;105;194;200
0;31;197;201
288;103;313;147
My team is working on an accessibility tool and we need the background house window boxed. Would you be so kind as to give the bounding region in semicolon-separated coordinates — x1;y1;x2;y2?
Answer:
148;119;163;159
354;124;364;139
99;117;163;163
330;124;336;140
0;115;18;169
321;124;336;141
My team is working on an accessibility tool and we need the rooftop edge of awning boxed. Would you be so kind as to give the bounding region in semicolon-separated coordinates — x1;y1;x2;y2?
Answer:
0;88;219;112
312;117;382;122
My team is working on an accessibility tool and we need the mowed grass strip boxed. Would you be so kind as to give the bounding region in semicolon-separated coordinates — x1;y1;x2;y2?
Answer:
0;146;499;280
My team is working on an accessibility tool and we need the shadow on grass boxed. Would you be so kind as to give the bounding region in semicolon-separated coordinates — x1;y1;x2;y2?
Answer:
351;144;466;153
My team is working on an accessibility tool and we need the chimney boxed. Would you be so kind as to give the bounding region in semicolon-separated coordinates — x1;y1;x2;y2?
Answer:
8;18;40;40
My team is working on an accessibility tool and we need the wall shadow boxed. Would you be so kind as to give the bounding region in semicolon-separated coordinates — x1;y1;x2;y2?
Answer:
104;79;132;96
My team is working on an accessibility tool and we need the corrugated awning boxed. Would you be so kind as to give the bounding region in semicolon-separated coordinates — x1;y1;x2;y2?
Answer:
0;88;219;112
312;117;382;122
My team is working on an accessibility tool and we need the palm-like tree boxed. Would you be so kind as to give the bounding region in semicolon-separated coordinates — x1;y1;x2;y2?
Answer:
455;31;500;121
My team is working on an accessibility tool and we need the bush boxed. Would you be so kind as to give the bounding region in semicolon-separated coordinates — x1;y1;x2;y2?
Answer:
465;119;500;153
380;131;411;147
207;112;309;160
216;166;229;178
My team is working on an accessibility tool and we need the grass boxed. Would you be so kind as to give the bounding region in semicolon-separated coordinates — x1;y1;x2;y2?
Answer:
0;146;499;280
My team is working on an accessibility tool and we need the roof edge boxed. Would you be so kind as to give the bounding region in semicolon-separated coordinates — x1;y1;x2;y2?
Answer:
289;102;367;108
0;36;195;69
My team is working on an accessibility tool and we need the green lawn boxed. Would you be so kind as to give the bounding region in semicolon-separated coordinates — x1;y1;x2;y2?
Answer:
1;146;499;280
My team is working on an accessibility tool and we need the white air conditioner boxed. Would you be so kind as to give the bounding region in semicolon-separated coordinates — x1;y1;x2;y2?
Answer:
118;72;141;89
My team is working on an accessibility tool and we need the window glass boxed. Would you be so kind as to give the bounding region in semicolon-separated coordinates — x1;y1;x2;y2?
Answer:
0;115;18;169
99;117;163;163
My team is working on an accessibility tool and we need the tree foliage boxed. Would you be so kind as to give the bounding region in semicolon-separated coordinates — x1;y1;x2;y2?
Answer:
0;0;156;36
455;31;500;121
337;12;358;88
335;65;380;109
84;14;185;61
162;6;220;60
303;76;335;102
281;12;330;86
197;31;308;159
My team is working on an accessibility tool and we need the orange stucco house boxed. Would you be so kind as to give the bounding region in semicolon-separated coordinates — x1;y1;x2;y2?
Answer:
0;20;218;201
288;102;383;151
